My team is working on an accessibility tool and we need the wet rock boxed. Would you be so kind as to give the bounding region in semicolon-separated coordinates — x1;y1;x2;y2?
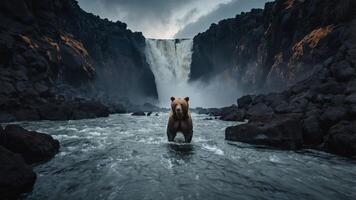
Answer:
14;109;41;121
75;101;109;119
155;113;159;116
220;109;245;121
0;112;16;123
2;125;60;163
131;111;145;116
204;117;214;120
37;103;70;120
146;112;152;116
237;95;252;109
0;146;36;199
302;115;323;146
327;121;356;156
225;114;303;149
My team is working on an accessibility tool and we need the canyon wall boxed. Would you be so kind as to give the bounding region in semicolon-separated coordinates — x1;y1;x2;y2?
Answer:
0;0;157;121
190;0;356;93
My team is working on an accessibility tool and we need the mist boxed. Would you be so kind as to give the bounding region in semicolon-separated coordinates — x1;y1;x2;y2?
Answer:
164;73;240;108
145;39;240;108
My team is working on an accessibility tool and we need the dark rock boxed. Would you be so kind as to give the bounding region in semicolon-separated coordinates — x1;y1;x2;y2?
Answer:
146;112;152;116
37;103;70;121
346;80;356;94
0;112;16;123
237;95;252;109
220;109;245;121
0;146;36;199
264;93;287;108
14;109;41;121
75;101;109;119
313;80;345;95
327;121;356;156
34;82;49;94
320;106;348;129
225;114;303;149
246;103;274;118
2;125;60;163
131;112;145;116
155;113;159;116
345;94;356;104
0;81;16;95
302;115;323;146
330;61;355;81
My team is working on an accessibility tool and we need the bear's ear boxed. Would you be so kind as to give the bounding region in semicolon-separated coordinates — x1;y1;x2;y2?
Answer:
184;97;189;102
170;97;175;102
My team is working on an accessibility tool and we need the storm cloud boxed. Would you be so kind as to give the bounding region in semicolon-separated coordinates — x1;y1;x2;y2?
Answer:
175;0;270;38
77;0;270;39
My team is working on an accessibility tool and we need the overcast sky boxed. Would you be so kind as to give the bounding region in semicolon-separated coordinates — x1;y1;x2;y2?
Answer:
77;0;270;39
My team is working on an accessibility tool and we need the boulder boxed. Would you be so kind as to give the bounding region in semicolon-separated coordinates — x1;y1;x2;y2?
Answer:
0;146;36;199
146;112;152;116
2;125;60;163
225;114;303;149
246;103;274;118
220;109;245;121
319;106;347;129
327;121;356;156
0;81;16;95
37;103;70;120
345;94;356;104
330;61;355;81
131;111;145;116
237;95;252;109
75;101;109;119
302;115;323;146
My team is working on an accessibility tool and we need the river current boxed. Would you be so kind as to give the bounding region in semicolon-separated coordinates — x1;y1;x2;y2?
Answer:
15;113;356;200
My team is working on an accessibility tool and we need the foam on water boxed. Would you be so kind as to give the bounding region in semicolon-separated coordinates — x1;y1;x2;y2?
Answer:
16;113;356;200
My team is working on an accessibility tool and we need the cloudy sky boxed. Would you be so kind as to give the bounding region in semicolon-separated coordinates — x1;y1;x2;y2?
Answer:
77;0;270;39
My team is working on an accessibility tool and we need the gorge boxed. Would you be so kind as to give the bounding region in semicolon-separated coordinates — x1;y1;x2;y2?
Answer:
1;0;356;199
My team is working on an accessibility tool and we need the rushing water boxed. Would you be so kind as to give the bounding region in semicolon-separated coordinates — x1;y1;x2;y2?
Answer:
144;39;240;108
145;39;193;107
12;113;356;199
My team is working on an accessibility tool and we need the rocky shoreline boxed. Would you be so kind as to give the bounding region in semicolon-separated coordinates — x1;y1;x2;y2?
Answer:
192;0;356;158
198;50;356;157
0;124;59;199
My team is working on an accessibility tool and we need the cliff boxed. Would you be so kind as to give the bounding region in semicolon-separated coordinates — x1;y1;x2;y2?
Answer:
190;0;356;93
192;0;356;157
0;0;157;122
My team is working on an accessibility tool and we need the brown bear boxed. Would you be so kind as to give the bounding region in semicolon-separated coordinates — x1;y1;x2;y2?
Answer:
167;97;193;143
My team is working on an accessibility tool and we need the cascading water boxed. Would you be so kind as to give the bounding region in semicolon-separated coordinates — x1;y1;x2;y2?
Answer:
145;38;240;108
145;39;193;107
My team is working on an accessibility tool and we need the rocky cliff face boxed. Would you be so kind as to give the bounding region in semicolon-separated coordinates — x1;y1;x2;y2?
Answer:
192;0;356;157
0;0;157;122
191;0;356;93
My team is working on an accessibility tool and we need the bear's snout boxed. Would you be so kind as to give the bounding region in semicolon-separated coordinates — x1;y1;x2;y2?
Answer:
175;104;183;117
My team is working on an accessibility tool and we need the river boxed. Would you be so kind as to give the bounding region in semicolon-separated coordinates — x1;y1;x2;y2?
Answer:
15;113;356;200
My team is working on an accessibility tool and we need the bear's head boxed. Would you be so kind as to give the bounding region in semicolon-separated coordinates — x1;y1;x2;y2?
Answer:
170;97;189;119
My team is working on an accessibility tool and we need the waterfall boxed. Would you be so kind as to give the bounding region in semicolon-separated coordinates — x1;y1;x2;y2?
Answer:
145;39;193;107
145;38;239;108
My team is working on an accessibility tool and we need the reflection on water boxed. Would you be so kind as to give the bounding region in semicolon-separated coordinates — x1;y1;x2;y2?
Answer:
13;113;356;200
